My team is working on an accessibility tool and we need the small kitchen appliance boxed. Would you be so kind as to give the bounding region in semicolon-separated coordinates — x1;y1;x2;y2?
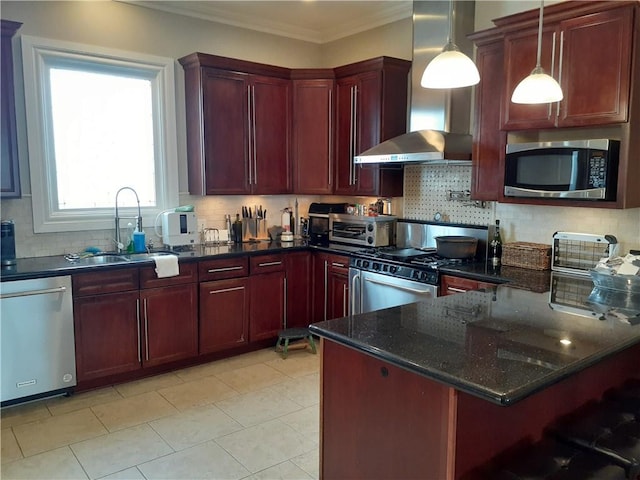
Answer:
329;214;397;247
552;232;618;275
504;139;619;201
308;202;348;246
1;220;16;266
161;211;199;248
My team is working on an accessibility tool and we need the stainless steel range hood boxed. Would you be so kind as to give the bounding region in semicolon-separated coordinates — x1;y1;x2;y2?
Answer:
354;1;475;166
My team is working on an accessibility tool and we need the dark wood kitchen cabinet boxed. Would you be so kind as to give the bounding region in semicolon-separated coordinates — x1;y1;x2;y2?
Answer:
73;269;141;382
179;53;291;195
138;264;198;367
312;252;350;322
1;20;22;198
249;254;285;341
333;57;409;197
199;256;250;353
292;73;335;194
500;4;633;130
285;250;312;328
74;264;198;382
440;274;497;297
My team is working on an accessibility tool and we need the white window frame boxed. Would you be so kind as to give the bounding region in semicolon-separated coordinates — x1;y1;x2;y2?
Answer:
21;35;179;233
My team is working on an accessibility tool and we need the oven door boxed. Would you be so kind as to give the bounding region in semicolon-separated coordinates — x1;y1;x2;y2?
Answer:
350;269;438;315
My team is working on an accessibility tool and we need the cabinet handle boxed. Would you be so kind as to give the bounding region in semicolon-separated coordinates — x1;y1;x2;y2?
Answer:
258;261;282;267
342;283;348;317
210;286;245;294
352;85;358;185
556;30;564;118
447;286;468;294
283;277;287;329
252;85;258;185
143;298;149;362
136;298;141;363
323;259;328;321
247;86;253;185
331;262;345;268
348;86;355;185
328;87;333;186
0;285;66;299
208;266;243;273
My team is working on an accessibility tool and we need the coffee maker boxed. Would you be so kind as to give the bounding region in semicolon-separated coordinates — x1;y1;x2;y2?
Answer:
1;220;17;266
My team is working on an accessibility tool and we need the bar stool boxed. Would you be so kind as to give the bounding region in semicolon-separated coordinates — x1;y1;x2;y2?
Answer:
275;328;317;359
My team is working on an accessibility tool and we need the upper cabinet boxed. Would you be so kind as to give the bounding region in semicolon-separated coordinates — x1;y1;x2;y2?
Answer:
1;20;22;199
471;1;640;209
291;71;335;195
334;58;409;197
501;5;633;130
179;53;291;195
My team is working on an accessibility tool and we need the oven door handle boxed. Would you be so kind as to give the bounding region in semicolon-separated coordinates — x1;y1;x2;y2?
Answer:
364;277;434;296
350;270;360;316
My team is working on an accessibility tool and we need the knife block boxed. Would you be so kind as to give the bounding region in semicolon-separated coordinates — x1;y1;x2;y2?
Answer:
242;219;268;242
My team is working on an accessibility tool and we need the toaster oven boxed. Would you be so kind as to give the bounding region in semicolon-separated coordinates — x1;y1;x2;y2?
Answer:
329;214;396;247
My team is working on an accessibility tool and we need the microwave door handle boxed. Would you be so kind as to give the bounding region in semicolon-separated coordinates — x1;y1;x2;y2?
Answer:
569;156;579;190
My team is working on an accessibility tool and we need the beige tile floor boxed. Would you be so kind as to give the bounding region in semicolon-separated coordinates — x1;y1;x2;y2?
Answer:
1;347;320;480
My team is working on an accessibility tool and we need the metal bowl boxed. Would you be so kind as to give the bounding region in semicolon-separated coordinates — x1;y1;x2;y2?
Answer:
434;236;478;259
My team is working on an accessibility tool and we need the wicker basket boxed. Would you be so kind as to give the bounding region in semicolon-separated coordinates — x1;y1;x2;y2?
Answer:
502;242;552;270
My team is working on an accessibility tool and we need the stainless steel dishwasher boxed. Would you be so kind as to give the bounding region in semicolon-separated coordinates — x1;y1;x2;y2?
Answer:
1;276;76;405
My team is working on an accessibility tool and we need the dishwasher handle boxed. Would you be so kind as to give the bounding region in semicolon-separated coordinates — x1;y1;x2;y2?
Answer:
363;277;434;296
0;286;67;299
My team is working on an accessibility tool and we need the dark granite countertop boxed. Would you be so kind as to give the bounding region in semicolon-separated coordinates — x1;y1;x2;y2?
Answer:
310;281;640;406
0;240;309;281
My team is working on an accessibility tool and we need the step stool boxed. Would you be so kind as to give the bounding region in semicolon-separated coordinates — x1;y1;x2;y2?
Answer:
275;328;317;359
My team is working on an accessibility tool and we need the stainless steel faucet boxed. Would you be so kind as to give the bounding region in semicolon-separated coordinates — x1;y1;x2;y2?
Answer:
114;187;142;253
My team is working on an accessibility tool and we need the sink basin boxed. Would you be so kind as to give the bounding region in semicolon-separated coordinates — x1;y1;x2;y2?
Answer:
123;251;176;261
66;254;130;265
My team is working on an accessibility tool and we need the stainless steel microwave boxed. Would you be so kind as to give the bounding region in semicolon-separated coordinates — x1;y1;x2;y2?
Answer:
504;139;619;201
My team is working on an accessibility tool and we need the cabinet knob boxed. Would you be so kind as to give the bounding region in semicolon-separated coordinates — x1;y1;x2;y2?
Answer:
380;366;389;378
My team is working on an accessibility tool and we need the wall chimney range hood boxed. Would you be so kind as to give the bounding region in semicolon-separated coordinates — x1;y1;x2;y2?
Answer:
354;1;475;166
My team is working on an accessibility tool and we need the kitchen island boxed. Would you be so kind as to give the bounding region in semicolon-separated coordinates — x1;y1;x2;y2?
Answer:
309;282;640;479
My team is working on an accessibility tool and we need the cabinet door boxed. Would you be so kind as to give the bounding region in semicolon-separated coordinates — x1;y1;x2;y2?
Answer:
251;75;291;194
74;291;140;381
353;70;381;196
502;27;558;130
312;252;330;323
472;35;505;202
200;68;250;194
334;77;358;195
285;251;312;328
327;271;349;320
200;278;249;354
140;283;198;367
1;20;21;198
292;79;334;194
558;7;632;127
249;271;285;341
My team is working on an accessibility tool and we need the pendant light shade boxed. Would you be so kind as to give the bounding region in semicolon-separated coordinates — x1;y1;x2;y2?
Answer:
511;0;563;104
421;41;480;89
421;1;480;89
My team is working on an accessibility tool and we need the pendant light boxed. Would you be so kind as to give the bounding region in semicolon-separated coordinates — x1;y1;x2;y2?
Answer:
421;0;480;89
511;0;563;104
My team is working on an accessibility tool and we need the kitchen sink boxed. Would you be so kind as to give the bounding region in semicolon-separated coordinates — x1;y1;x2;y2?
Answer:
123;251;176;261
65;253;130;265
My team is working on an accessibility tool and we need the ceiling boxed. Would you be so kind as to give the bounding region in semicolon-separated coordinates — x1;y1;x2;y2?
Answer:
124;1;413;44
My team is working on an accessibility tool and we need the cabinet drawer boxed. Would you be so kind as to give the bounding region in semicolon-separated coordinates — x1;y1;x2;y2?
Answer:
250;254;285;274
73;268;139;297
139;262;197;289
441;275;496;296
327;254;349;275
199;256;249;281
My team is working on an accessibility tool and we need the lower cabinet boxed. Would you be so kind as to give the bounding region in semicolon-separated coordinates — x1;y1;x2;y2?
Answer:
285;250;312;328
312;252;350;322
249;254;285;341
199;277;249;354
440;274;497;296
73;264;198;383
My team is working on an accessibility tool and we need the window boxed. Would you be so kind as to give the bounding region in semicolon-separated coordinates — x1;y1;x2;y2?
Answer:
21;36;178;233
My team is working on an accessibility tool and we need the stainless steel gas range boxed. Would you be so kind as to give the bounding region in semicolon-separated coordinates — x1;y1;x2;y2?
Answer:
348;221;493;315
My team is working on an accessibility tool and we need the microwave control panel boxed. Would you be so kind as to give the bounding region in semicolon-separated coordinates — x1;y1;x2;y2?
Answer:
588;152;607;188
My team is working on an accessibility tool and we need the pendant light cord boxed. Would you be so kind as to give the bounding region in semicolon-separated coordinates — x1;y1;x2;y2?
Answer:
447;0;454;44
535;0;544;68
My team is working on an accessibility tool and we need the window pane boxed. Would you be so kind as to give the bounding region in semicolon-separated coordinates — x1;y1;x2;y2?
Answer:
49;67;156;209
